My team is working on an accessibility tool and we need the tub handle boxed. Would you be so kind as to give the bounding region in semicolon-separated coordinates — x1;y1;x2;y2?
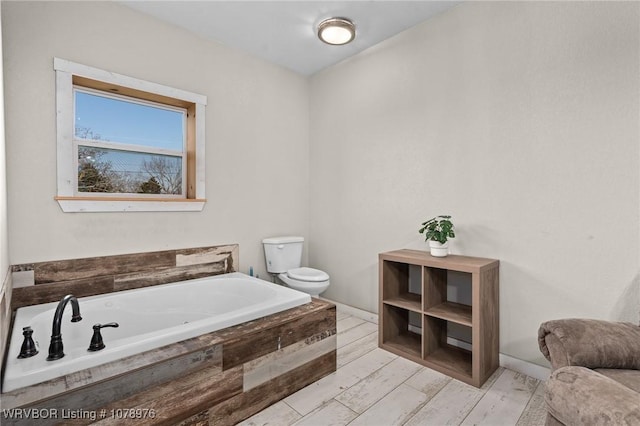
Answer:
88;322;119;352
18;326;39;358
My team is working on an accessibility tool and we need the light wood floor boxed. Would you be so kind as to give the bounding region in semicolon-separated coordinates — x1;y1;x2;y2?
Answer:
240;309;547;426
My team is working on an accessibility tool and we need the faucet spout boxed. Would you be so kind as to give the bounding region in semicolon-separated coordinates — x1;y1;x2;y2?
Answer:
47;294;82;361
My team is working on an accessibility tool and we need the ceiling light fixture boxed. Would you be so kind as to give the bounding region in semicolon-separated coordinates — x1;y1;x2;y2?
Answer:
317;17;356;46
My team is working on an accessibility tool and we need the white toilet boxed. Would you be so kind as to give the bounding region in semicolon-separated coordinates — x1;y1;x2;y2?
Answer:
262;236;330;297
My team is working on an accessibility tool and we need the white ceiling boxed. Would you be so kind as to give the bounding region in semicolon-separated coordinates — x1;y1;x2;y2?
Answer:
122;1;461;75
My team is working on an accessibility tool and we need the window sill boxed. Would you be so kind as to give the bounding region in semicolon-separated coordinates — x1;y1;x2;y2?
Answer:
55;197;206;213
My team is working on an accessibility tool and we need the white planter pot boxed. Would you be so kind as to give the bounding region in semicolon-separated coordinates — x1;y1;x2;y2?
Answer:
429;240;449;257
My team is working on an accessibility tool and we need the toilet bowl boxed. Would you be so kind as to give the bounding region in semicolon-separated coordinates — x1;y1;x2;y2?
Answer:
277;267;330;297
262;236;331;297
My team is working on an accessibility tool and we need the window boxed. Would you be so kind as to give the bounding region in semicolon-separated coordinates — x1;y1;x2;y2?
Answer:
75;88;186;196
54;58;207;212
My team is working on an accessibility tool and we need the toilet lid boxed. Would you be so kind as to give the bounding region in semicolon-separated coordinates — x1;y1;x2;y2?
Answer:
287;267;329;282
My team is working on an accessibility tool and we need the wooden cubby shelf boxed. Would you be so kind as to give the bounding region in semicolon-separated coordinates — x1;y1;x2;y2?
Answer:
425;302;472;326
382;293;422;312
379;249;499;388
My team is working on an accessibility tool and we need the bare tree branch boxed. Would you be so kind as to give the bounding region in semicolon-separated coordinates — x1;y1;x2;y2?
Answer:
142;157;182;194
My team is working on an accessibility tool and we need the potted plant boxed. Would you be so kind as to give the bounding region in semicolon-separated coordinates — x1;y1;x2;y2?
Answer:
419;215;455;257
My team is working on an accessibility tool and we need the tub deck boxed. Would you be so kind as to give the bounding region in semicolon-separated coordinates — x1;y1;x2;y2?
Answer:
1;299;336;426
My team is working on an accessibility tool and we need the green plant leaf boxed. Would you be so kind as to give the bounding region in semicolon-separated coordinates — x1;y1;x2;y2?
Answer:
418;215;455;243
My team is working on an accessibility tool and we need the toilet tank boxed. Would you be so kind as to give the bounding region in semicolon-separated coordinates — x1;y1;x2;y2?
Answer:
262;236;304;273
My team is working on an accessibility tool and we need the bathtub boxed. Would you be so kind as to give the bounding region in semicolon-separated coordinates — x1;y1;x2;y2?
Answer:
3;272;311;392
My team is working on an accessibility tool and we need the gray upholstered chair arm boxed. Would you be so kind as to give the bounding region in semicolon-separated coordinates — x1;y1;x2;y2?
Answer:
545;366;640;426
538;319;640;371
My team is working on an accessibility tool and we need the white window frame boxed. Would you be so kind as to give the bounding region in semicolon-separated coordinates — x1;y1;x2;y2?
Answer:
54;58;207;212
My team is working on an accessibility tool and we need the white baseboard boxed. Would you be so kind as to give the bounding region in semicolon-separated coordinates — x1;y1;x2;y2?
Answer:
320;297;378;324
499;353;550;381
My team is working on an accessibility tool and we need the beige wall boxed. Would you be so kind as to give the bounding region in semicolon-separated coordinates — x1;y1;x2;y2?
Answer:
2;1;310;277
0;4;7;278
0;4;12;375
309;1;640;365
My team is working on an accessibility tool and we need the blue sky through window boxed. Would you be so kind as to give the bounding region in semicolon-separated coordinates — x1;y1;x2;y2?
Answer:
74;90;184;150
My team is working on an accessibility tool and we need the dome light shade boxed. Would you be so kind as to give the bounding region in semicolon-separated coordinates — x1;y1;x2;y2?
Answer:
317;18;356;45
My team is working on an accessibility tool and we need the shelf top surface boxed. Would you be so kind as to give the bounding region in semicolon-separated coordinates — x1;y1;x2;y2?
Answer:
380;249;499;271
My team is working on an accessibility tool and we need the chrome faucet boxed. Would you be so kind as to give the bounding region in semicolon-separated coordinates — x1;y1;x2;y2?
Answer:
47;294;82;361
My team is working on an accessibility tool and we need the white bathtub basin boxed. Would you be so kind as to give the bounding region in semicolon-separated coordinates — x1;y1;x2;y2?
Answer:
3;272;311;392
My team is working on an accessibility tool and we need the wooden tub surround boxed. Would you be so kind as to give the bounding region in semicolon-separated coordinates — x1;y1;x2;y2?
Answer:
9;245;239;309
1;245;337;425
2;300;336;426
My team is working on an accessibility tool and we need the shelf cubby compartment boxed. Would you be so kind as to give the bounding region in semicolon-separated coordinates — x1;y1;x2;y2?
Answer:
380;304;422;361
423;316;472;380
423;266;472;326
381;261;422;313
